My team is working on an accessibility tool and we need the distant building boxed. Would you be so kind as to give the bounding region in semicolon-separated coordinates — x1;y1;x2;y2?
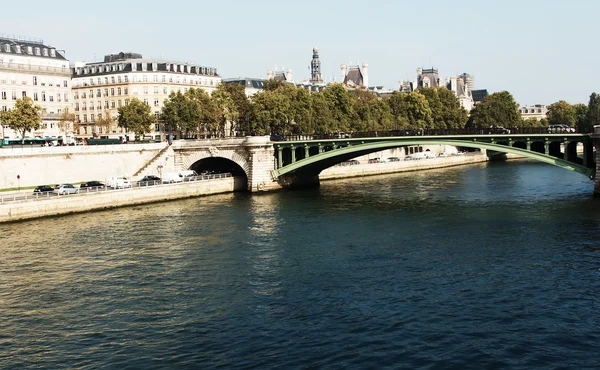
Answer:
471;89;489;105
223;77;265;97
368;86;394;98
520;104;547;120
445;73;474;111
71;51;220;141
310;47;323;84
0;34;72;141
341;63;368;88
415;67;440;89
266;69;293;83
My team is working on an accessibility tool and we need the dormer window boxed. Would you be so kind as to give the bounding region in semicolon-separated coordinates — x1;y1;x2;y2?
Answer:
42;48;48;56
119;63;124;71
34;47;40;55
152;62;157;71
27;46;33;54
50;49;56;57
15;45;22;53
141;63;147;72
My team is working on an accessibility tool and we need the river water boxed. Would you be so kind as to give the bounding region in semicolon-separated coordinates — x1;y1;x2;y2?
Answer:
1;161;600;369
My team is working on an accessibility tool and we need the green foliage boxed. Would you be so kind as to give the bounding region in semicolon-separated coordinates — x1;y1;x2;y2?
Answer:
186;88;218;135
573;103;589;131
0;97;42;144
219;83;252;134
117;97;155;137
586;92;600;129
161;91;198;134
547;100;576;127
263;79;283;91
322;83;355;132
467;91;521;129
212;85;239;137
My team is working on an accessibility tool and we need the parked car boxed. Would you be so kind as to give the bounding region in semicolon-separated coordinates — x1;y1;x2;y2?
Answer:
53;184;79;195
107;176;132;189
180;170;199;182
548;124;575;133
488;125;511;134
80;181;105;190
270;134;285;142
368;158;384;164
424;151;437;159
137;175;161;186
438;152;449;157
388;157;401;162
33;185;54;193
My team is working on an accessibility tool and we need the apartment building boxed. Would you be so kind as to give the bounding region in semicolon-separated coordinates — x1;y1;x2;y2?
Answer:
71;52;221;141
0;35;71;141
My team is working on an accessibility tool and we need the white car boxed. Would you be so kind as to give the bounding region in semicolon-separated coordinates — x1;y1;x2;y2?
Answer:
107;176;132;189
53;184;79;195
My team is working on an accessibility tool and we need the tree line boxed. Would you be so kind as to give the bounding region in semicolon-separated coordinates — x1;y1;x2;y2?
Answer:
2;82;600;144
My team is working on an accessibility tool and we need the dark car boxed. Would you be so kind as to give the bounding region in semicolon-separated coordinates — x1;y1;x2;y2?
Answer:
80;181;105;190
33;185;54;193
137;175;161;186
269;134;285;142
488;125;510;134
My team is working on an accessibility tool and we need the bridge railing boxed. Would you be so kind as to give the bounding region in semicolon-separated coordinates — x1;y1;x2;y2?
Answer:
280;127;593;141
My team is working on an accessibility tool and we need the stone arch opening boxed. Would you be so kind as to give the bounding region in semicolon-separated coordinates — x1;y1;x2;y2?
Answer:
189;157;248;190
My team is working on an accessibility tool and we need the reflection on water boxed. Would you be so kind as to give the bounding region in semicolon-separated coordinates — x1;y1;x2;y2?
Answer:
1;161;600;368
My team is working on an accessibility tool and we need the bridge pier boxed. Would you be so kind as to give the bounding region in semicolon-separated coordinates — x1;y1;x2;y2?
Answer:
244;136;281;192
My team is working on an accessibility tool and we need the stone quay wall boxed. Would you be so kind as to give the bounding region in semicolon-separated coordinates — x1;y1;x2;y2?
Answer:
0;177;244;223
0;143;167;189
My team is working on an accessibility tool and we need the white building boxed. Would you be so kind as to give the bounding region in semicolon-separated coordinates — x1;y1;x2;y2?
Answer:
0;35;72;141
520;104;547;120
71;52;221;141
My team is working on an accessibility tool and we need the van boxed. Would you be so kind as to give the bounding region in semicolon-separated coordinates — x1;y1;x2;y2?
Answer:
107;176;132;189
162;172;183;183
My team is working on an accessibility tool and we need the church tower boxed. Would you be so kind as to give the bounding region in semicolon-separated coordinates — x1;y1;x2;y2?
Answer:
310;47;323;84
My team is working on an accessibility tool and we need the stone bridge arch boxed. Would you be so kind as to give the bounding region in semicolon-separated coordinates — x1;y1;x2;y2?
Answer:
179;148;251;178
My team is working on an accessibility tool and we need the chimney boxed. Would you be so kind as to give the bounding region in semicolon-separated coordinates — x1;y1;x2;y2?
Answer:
417;67;423;76
341;64;347;82
286;69;293;82
362;63;369;88
266;70;273;79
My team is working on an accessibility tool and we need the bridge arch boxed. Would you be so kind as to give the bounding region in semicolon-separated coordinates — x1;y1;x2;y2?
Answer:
181;150;250;184
273;139;595;179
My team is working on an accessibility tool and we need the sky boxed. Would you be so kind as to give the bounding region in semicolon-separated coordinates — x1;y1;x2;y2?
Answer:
2;0;598;105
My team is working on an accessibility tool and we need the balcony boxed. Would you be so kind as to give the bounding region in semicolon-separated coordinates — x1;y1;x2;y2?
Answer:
0;62;74;76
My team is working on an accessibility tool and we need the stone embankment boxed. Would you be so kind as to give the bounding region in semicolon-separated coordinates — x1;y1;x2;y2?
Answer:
320;152;487;180
0;177;246;223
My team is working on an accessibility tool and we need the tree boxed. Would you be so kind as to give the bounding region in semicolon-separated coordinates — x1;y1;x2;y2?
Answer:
161;91;199;138
94;110;114;136
251;89;292;135
117;97;155;138
263;79;283;91
322;83;355;132
403;92;433;129
0;97;42;144
437;87;468;129
387;92;410;129
547;100;576;127
212;86;239;137
586;92;600;130
215;83;252;135
186;88;218;137
58;109;77;144
310;93;335;133
467;91;521;129
573;103;589;131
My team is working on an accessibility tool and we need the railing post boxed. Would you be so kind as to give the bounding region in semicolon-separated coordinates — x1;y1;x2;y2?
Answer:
304;144;309;159
526;138;531;151
544;139;550;155
290;145;296;163
563;139;569;160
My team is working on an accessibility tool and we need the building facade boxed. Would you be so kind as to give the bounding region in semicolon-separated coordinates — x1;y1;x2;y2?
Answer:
71;52;221;141
520;104;547;120
0;35;72;141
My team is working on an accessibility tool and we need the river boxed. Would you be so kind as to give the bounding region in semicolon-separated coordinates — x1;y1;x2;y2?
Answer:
1;160;599;369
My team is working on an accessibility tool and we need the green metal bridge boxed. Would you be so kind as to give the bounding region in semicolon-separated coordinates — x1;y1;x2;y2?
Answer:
271;131;596;180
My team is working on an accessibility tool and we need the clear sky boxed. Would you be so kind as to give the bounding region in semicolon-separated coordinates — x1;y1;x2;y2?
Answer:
2;0;598;105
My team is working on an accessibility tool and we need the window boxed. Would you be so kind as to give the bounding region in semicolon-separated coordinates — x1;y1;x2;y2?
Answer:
12;91;17;100
1;91;6;100
110;88;114;96
82;92;86;99
154;122;160;130
143;98;148;105
125;99;129;105
163;87;167;94
111;77;115;84
154;86;159;94
118;76;122;83
41;91;46;101
90;114;95;123
83;114;87;123
57;94;61;102
153;75;158;82
118;100;122;107
104;77;108;84
64;93;69;102
75;103;79;111
33;92;38;101
90;89;93;97
104;101;109;109
97;101;101;109
33;76;37;85
162;75;166;82
64;80;68;87
82;102;86;110
143;75;148;82
154;99;159;107
111;101;115;108
124;87;128;94
144;87;148;94
49;95;53;102
117;87;121;95
124;75;128;83
104;89;108;97
74;91;79;99
22;91;26;98
96;89;101;97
